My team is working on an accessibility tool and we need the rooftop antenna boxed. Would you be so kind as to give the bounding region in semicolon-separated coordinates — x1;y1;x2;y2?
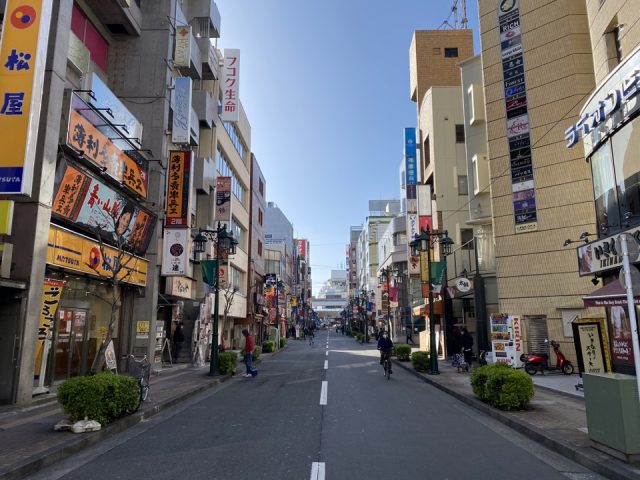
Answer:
439;0;468;30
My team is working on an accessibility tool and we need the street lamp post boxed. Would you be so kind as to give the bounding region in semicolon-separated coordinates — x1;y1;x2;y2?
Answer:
410;227;453;375
193;222;238;377
360;290;369;343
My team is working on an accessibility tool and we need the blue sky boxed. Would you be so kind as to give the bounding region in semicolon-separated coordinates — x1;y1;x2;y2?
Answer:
216;1;480;294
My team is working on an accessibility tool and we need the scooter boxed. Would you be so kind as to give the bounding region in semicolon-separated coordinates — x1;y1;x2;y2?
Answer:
520;340;574;375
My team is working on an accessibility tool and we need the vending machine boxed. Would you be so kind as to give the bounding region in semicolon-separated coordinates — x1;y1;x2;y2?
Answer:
489;314;524;368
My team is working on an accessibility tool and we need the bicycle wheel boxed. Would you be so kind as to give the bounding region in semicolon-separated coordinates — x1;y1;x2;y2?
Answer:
141;381;150;402
385;359;390;380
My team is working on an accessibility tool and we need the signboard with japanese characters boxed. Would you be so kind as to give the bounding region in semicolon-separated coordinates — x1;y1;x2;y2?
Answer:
221;49;240;122
572;318;612;375
52;159;156;253
46;225;148;286
214;176;232;224
161;228;189;276
404;127;417;187
407;213;420;275
67;94;148;198
0;0;52;194
89;72;143;144
174;26;191;68
497;0;537;234
34;278;65;374
165;151;192;227
172;77;192;144
166;276;193;299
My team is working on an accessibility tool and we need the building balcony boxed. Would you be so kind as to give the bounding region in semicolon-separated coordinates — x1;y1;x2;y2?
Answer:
85;0;142;36
190;107;200;146
188;0;221;38
197;38;220;80
175;27;202;80
194;156;215;194
192;90;214;129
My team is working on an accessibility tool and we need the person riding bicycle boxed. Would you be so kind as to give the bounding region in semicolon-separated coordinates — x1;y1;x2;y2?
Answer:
377;330;393;374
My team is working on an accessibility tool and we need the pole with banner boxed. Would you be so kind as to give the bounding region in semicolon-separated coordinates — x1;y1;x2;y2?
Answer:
33;279;65;395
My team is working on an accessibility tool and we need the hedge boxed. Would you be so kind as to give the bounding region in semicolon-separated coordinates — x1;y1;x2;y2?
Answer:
394;343;411;361
411;351;430;372
470;363;533;410
262;340;276;353
252;346;262;361
218;351;238;375
57;372;139;425
279;338;287;348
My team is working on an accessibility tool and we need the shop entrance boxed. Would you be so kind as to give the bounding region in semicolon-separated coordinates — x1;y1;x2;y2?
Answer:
53;308;92;380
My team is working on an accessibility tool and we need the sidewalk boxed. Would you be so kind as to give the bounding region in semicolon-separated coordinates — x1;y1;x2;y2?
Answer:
394;357;640;480
0;348;283;480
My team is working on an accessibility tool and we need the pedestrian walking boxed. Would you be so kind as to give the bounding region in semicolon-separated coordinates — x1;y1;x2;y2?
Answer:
173;322;185;363
461;327;474;372
406;327;415;345
241;329;256;378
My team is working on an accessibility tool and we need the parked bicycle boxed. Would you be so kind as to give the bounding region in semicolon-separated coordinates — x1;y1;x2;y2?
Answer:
123;354;150;411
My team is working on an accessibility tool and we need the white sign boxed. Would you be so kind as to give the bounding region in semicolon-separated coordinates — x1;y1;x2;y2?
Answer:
174;26;192;68
417;184;432;216
221;49;240;122
172;77;192;144
455;277;471;293
162;228;189;276
166;276;193;299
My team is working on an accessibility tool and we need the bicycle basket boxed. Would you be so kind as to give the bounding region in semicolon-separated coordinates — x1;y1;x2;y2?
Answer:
128;357;150;382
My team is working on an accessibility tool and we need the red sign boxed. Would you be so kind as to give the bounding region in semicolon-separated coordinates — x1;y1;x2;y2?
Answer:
165;151;192;227
296;239;307;259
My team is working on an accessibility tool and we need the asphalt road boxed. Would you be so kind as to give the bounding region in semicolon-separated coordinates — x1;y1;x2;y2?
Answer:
29;331;602;480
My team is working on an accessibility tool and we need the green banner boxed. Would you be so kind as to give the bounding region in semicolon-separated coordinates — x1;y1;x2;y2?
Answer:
201;259;218;286
430;261;446;283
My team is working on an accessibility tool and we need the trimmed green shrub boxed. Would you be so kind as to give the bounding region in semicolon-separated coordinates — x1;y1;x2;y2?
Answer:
218;351;238;375
470;363;533;410
252;346;262;361
57;372;139;425
411;351;430;372
279;338;287;348
262;340;276;353
394;343;411;361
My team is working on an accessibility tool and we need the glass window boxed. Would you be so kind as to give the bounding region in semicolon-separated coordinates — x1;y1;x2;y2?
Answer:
230;217;246;250
455;124;465;143
216;148;246;206
224;122;246;160
591;141;620;235
461;229;474;249
612;116;640;228
444;48;459;58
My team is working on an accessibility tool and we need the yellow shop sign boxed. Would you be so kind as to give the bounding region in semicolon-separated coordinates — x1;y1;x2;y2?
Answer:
47;225;148;287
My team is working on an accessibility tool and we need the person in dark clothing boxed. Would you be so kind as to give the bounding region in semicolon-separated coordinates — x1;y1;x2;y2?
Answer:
460;328;474;372
406;328;415;345
377;330;393;374
173;322;185;363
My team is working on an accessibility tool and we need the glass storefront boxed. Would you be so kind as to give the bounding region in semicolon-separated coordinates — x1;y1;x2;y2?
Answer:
47;273;120;381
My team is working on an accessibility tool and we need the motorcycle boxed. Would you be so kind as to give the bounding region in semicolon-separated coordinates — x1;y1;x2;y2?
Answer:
520;340;573;375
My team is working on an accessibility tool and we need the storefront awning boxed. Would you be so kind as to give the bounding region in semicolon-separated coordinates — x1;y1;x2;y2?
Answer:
583;280;640;307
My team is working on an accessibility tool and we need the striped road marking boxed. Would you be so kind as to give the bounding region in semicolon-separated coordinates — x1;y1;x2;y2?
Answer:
324;360;328;370
310;462;325;480
325;351;328;356
319;381;328;405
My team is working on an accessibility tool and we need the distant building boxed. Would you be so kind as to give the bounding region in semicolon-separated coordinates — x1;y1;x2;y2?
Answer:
313;270;348;323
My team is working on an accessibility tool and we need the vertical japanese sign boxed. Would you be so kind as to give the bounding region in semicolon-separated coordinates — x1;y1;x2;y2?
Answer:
498;0;537;233
404;127;417;213
221;49;240;122
296;239;307;259
407;213;420;276
172;77;192;144
215;176;232;224
34;279;65;375
161;228;189;276
0;1;52;194
165;151;192;227
174;26;191;68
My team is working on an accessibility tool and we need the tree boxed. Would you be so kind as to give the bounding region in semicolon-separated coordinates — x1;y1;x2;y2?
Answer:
221;283;238;348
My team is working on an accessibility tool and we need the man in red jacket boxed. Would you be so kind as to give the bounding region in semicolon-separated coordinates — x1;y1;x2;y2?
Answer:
242;329;255;378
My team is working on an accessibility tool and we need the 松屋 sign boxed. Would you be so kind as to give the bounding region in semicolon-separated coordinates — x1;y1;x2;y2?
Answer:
0;1;52;194
221;49;240;122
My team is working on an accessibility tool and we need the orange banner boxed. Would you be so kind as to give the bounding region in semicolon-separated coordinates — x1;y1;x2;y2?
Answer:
165;151;191;227
34;279;65;375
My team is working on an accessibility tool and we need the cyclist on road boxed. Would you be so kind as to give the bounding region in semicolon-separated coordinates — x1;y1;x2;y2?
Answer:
377;330;393;375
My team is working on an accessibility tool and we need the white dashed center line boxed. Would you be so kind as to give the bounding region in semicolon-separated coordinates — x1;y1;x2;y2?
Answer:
310;462;325;480
324;360;328;370
319;381;328;405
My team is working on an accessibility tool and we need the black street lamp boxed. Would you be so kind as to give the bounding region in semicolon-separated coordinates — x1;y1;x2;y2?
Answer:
193;222;238;376
409;227;453;375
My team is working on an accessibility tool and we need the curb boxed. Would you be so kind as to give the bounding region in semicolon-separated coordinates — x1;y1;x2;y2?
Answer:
393;360;640;480
0;373;231;480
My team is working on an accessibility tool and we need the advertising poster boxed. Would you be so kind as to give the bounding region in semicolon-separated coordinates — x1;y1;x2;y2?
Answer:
0;0;52;194
52;159;155;253
165;151;192;227
161;228;189;276
497;0;537;233
607;305;635;372
221;49;240;122
67;94;148;198
105;340;117;371
136;320;150;339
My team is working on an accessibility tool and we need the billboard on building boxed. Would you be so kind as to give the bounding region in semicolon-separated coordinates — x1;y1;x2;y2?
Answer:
0;0;52;194
174;26;191;68
165;151;192;227
161;228;189;276
172;77;192;144
296;239;307;259
221;49;240;122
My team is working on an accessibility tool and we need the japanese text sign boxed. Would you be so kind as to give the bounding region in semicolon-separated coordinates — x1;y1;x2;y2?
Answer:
214;176;232;224
404;127;417;186
165;151;192;227
38;279;65;341
0;0;52;194
161;228;189;276
221;49;240;122
172;77;192;144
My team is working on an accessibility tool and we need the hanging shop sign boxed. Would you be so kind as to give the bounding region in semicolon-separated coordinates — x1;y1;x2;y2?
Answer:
52;159;156;254
497;0;537;234
566;45;640;155
417;185;432;217
296;239;307;259
0;0;52;194
172;77;192;144
407;213;419;275
214;176;232;224
161;228;189;276
46;224;148;286
174;26;192;68
33;278;65;375
89;72;143;144
221;49;240;122
165;150;192;227
575;228;640;276
404;127;417;187
166;276;193;299
66;94;148;198
265;273;276;286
